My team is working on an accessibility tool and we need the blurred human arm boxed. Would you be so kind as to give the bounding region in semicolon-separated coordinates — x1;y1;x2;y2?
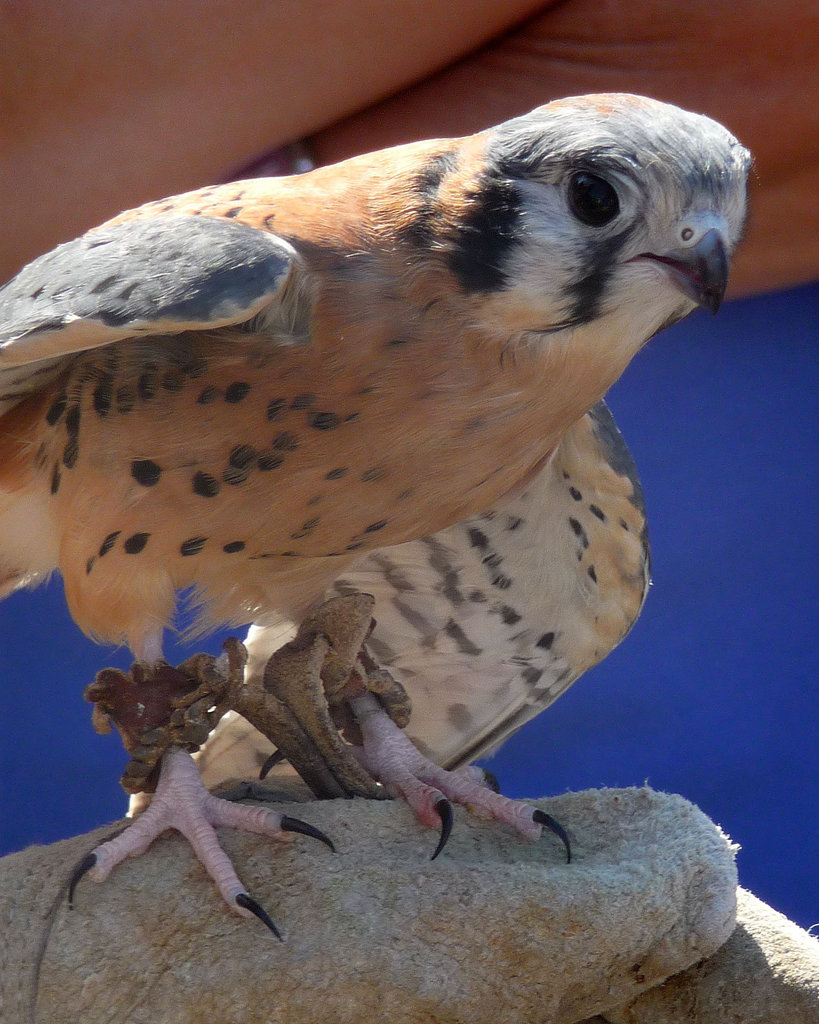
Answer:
1;0;816;295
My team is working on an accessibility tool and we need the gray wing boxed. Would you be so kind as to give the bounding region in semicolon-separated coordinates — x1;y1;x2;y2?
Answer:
0;214;299;414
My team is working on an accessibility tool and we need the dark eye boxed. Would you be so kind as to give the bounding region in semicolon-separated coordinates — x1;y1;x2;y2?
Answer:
568;172;620;227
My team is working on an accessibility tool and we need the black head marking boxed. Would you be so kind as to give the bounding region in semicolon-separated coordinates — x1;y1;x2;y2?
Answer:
447;176;523;293
563;225;634;327
399;149;459;250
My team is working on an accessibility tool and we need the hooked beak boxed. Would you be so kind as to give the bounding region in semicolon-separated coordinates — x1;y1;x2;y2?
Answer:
636;228;730;315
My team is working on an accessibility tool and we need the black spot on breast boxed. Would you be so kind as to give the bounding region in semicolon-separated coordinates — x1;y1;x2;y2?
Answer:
131;459;162;486
468;527;489;550
444;619;482;656
223;206;243;218
160;371;183;392
291;516;320;540
181;359;207;379
272;431;299;452
266;398;286;421
193;471;220;497
62;439;78;468
45;393;67;426
138;372;157;401
65;405;80;437
309;411;340;430
223;466;250;486
86;556;95;574
229;444;257;468
569;487;582;501
346;541;364;551
99;531;121;557
361;467;385;482
364;520;387;533
589;504;606;521
501;605;522;625
223;541;245;553
124;532;150;554
116;386;136;413
50;464;61;494
197;385;220;404
290;393;315;410
326;467;347;480
180;536;207;556
506;516;524;531
225;381;251;403
447;177;523;293
257;453;284;471
568;517;589;549
536;632;555;649
587;565;598;583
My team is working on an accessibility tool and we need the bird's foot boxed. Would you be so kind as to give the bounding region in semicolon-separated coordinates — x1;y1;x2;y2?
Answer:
350;692;571;862
85;639;247;793
244;593;407;800
70;745;333;935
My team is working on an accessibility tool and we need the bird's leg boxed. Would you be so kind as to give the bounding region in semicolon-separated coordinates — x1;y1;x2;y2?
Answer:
239;594;568;861
79;640;333;931
349;691;571;862
237;594;386;800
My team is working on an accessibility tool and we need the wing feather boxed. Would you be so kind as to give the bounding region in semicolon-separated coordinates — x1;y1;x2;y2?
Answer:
0;215;299;413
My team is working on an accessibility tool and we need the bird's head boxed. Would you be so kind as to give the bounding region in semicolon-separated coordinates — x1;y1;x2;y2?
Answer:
444;94;751;356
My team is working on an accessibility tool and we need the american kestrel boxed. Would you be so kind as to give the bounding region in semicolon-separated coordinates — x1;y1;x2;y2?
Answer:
0;94;750;927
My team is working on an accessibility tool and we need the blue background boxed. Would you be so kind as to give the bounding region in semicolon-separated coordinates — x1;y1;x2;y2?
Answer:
1;283;816;930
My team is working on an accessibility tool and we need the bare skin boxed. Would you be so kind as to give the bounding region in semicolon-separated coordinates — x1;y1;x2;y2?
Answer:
1;0;817;294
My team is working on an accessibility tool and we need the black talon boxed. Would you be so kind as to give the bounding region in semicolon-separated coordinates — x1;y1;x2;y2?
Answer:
279;814;336;852
533;808;572;863
236;892;282;940
430;798;454;861
67;852;97;909
259;749;286;780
